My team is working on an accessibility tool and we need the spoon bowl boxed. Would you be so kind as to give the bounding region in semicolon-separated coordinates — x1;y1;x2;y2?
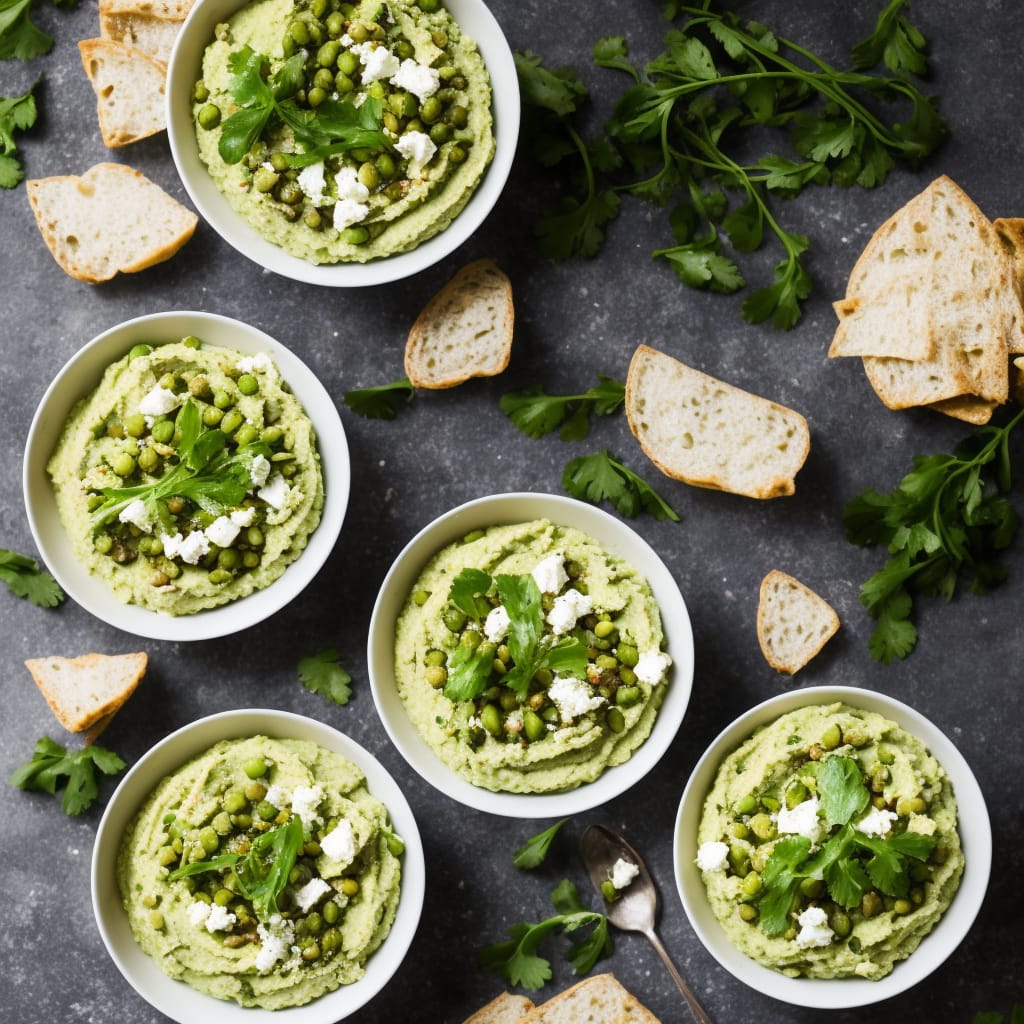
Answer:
580;824;713;1024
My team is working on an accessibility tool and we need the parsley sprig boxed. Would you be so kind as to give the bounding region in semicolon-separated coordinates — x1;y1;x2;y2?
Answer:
0;548;63;607
516;0;944;328
514;819;568;870
563;451;680;522
758;756;935;935
10;737;125;815
0;0;76;61
500;374;625;441
844;407;1023;663
479;879;612;991
298;649;352;705
343;378;416;420
0;83;36;188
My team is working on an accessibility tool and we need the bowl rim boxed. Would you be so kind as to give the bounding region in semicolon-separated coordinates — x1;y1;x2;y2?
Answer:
91;707;425;1024
22;310;349;641
673;684;992;1008
165;0;521;287
367;491;695;818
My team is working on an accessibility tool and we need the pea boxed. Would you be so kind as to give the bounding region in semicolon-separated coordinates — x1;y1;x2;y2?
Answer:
110;452;136;477
322;900;340;924
358;161;380;190
749;813;775;841
313;67;336;92
128;343;153;361
417;0;440;10
877;742;895;765
213;390;234;410
420;96;442;124
301;942;321;962
325;11;344;36
738;904;758;923
289;20;311;45
861;891;884;918
197;103;221;130
734;794;758;816
236;375;257;400
386;833;405;857
830;910;852;937
820;724;842;750
595;654;617;671
741;872;763;897
246;526;265;547
606;707;626;733
424;665;447;688
340;878;359;897
244;757;267;779
523;710;546;742
448;145;467;164
785;782;810;809
347;22;368;42
897;796;927;816
221;410;243;434
148;910;165;930
843;726;869;748
192;81;209;103
375;152;397;178
616;643;639;667
429;122;451;145
337;50;359;76
218;548;240;571
317;40;340;66
123;412;146;438
615;685;641;708
138;447;159;473
256;799;278;821
212;812;233;835
304;209;323;230
799;877;825;898
480;703;502;736
340;226;370;245
199;827;219;854
448;104;468;128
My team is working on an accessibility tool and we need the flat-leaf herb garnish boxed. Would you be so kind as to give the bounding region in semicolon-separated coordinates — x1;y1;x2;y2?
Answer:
844;407;1023;663
757;756;935;936
343;378;416;420
218;46;391;166
500;374;625;441
563;450;680;522
0;547;63;607
89;399;272;533
513;818;568;870
10;736;125;815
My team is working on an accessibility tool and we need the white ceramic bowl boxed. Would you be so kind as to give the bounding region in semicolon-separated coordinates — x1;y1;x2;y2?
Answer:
367;492;695;818
23;310;349;641
674;685;991;1008
92;708;425;1024
166;0;519;286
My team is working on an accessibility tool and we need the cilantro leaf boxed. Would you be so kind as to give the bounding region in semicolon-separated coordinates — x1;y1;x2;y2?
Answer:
514;50;586;118
443;638;497;702
851;0;929;76
298;649;352;705
343;378;416;420
562;450;680;522
513;819;568;870
0;84;37;187
817;756;870;828
448;567;493;621
536;188;620;261
758;835;810;935
11;737;125;815
0;0;53;60
500;374;625;441
0;548;63;607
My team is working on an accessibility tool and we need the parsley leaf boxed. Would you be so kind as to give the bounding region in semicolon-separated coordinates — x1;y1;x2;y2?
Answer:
845;407;1024;661
500;374;625;441
10;737;125;815
0;83;37;188
513;818;568;870
448;567;493;621
0;548;63;607
0;0;62;60
563;450;680;522
343;378;416;420
298;648;352;705
817;755;870;829
851;0;929;76
479;879;612;991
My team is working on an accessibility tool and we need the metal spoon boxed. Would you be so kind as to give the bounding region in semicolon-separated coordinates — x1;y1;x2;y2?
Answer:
580;823;713;1024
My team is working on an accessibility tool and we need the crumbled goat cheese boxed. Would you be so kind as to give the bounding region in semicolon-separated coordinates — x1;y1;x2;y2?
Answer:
297;161;329;205
264;783;289;809
390;58;439;101
548;674;604;722
290;784;324;827
335;165;370;203
250;454;272;487
505;708;524;732
353;41;400;83
236;352;274;374
394;130;436;169
484;605;511;643
163;530;209;565
695;840;730;872
531;554;568;594
118;498;153;532
855;805;898;838
777;796;824;844
138;385;181;417
320;819;356;863
546;588;593;635
795;905;834;948
257;472;290;510
230;507;257;527
633;649;672;685
187;901;211;927
255;915;295;972
205;515;240;548
204;904;237;933
333;196;369;230
610;857;640;890
294;877;332;914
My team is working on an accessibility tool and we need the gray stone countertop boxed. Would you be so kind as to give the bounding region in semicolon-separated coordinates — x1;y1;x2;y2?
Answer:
1;0;1021;1021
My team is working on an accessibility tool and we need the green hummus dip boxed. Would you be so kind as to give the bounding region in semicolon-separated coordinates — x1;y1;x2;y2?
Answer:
394;520;672;794
695;702;964;980
194;0;495;263
118;736;404;1009
47;338;323;615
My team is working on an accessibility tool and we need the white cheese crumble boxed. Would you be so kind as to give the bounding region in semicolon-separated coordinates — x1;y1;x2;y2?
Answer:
505;708;524;733
297;161;329;205
795;905;834;948
695;840;730;872
230;507;257;527
907;812;936;836
394;130;436;170
547;588;593;635
633;649;672;685
610;857;640;890
255;914;295;973
205;515;240;549
186;901;211;927
854;805;898;838
290;784;324;827
548;674;604;722
138;385;180;417
390;58;439;102
161;530;209;565
294;877;332;913
236;352;275;374
333;196;370;231
264;783;289;809
320;819;356;864
484;605;511;643
335;165;370;203
250;454;272;487
118;498;153;532
257;472;290;510
204;903;237;933
353;41;400;84
531;554;568;594
776;796;824;844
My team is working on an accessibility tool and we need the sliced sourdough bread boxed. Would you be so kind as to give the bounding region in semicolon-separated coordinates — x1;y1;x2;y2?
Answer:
519;974;660;1024
99;7;183;62
625;345;810;499
98;0;194;20
404;259;514;389
27;162;197;282
79;39;167;147
462;992;535;1024
757;570;839;675
26;652;147;733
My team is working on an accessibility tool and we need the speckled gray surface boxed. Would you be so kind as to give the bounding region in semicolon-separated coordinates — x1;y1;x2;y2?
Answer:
2;0;1022;1021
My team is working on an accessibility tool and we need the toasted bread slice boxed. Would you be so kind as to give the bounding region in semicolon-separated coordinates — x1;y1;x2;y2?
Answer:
26;652;147;733
99;10;183;62
757;570;839;675
79;39;167;147
520;974;660;1024
927;394;997;424
27;162;197;282
404;258;514;389
994;217;1024;354
462;993;535;1024
99;0;194;20
625;345;810;499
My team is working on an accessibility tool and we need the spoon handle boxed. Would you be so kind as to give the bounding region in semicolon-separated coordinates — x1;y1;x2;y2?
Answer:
642;927;713;1024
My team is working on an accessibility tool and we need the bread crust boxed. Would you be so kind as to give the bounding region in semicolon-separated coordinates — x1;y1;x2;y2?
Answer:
756;570;839;675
